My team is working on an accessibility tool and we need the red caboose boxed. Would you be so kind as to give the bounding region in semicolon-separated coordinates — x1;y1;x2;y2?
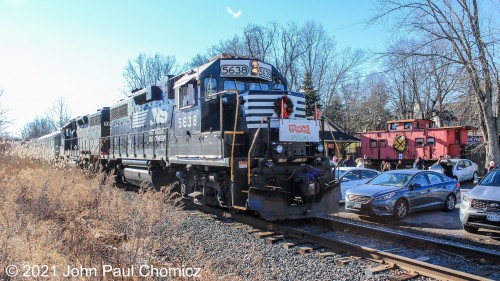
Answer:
360;119;470;162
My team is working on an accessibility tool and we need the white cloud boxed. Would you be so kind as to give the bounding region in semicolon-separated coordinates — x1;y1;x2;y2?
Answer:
226;7;242;19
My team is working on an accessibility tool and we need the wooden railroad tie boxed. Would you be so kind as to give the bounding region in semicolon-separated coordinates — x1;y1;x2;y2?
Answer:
245;229;261;234
265;235;284;245
253;232;274;239
365;263;396;278
282;241;308;250
388;272;419;281
334;257;354;266
316;252;335;260
234;225;249;229
297;245;321;255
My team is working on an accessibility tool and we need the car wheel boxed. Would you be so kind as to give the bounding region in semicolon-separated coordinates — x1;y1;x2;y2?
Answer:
443;194;456;212
393;199;408;220
463;224;479;233
472;172;478;182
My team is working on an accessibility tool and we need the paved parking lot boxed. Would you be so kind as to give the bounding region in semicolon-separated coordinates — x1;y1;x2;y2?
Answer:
335;180;500;246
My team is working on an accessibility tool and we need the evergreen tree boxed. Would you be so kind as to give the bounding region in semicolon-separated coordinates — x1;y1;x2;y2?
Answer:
301;72;320;117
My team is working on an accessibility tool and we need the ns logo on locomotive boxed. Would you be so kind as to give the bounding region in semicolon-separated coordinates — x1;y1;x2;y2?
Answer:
30;54;341;220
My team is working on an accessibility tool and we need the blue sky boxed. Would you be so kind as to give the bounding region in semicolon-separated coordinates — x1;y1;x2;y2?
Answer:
0;0;388;135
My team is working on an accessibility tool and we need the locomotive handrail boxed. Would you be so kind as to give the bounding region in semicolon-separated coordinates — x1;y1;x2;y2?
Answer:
216;90;240;182
247;117;267;185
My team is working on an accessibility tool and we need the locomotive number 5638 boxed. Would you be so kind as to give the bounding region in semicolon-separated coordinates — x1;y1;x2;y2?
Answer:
178;115;197;128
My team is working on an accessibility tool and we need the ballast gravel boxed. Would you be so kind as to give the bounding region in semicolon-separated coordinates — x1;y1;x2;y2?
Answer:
158;213;432;280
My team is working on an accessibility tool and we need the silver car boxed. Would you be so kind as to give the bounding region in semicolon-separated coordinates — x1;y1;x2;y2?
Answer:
460;168;500;233
333;167;380;201
346;170;460;220
428;158;479;182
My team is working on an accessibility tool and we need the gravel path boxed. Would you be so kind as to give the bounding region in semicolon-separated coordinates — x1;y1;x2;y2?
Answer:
158;213;434;281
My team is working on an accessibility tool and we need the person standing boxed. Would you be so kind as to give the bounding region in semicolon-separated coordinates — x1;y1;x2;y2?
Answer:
415;157;425;170
355;158;364;168
343;155;355;167
382;162;392;172
380;160;386;172
488;161;495;173
396;160;403;169
332;156;338;167
439;155;454;178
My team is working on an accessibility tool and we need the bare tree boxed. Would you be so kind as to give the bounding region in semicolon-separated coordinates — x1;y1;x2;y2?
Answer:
299;21;336;104
372;0;500;165
21;116;53;140
243;23;277;62
323;47;366;108
271;22;307;91
0;89;10;136
46;97;72;130
122;53;178;95
384;38;461;123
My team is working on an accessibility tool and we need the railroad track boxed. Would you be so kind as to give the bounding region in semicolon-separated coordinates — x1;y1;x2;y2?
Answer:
185;201;497;281
311;216;500;265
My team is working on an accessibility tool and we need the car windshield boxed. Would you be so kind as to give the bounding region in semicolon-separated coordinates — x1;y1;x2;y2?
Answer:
369;173;412;187
479;170;500;186
333;169;348;178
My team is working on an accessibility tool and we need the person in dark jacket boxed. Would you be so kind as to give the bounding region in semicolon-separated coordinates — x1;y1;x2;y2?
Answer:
343;155;355;167
438;155;454;178
415;157;425;170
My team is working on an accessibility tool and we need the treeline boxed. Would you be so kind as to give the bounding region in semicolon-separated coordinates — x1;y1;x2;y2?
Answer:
122;1;499;164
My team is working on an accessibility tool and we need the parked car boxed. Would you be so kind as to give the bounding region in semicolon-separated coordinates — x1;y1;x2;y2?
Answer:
428;158;479;182
333;167;380;201
345;169;460;220
460;168;500;233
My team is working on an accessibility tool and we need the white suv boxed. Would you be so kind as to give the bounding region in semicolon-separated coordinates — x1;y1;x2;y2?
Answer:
460;168;500;233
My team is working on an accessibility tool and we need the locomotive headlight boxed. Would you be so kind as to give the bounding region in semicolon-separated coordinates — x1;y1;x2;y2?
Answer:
251;60;259;75
273;143;284;154
315;143;324;153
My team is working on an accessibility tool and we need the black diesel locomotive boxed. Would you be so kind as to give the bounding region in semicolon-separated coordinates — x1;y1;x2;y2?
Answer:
34;54;341;220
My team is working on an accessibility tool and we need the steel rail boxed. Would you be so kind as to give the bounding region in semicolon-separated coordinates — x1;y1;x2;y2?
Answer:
186;202;493;281
311;217;500;265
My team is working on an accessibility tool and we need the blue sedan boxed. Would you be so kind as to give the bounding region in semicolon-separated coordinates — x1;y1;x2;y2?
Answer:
345;169;460;220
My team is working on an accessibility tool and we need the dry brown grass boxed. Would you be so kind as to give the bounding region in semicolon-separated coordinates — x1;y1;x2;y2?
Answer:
0;141;191;280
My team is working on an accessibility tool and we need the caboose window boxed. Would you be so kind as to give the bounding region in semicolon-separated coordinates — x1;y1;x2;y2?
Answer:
390;123;397;130
370;139;377;148
416;138;424;147
204;77;217;97
427;137;435;146
379;140;386;148
224;80;245;92
404;122;411;129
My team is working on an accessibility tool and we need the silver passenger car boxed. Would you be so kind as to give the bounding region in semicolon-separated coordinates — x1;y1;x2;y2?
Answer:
345;169;460;220
460;168;500;233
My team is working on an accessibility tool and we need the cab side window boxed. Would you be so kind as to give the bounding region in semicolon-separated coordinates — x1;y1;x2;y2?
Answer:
178;83;197;108
204;77;217;97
